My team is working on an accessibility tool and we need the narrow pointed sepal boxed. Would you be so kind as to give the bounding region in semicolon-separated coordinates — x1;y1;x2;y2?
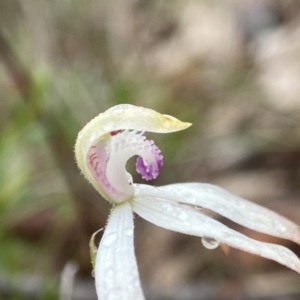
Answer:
132;189;300;275
135;183;300;246
95;202;145;300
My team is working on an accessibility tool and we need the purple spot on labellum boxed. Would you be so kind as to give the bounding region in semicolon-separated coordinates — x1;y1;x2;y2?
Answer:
110;130;122;136
135;144;163;180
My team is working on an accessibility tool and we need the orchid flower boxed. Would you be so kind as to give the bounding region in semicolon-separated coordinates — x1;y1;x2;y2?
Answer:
75;104;300;300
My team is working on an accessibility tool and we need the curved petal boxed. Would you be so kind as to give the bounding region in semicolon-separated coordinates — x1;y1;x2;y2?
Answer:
135;183;300;245
132;192;300;274
95;202;145;300
74;104;191;202
75;104;191;181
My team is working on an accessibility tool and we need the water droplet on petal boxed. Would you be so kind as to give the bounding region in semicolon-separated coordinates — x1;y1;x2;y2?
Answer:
133;280;140;287
201;237;219;250
159;202;173;212
125;227;133;236
173;189;181;195
107;269;114;277
194;205;202;210
107;290;123;300
206;186;213;194
178;211;188;221
102;232;117;247
107;294;118;300
188;198;196;204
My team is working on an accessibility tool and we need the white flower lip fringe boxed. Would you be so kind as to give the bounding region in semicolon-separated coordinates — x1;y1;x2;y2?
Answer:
75;104;300;300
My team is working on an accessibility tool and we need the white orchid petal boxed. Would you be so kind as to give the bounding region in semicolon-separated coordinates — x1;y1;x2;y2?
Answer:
75;104;191;181
95;202;145;300
74;104;191;203
132;194;300;274
135;183;300;245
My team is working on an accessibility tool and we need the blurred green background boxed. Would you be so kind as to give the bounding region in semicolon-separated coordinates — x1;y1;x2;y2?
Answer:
0;0;300;299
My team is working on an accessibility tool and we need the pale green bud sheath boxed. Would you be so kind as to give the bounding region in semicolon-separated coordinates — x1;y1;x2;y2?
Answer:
89;229;103;269
74;104;191;204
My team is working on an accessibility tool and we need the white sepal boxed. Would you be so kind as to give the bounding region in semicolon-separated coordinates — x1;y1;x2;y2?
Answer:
135;183;300;245
95;202;145;300
132;191;300;274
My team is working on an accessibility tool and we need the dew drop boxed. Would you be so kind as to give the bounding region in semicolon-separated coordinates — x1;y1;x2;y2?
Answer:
107;269;114;277
107;294;117;300
178;211;188;221
194;205;202;210
107;290;123;300
133;280;140;288
201;237;219;250
125;227;133;236
206;186;213;194
277;223;287;232
102;232;117;247
188;198;196;204
159;202;173;212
